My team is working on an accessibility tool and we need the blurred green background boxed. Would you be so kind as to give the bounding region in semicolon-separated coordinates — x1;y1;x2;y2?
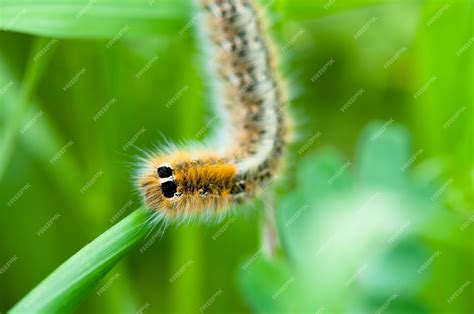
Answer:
0;0;472;313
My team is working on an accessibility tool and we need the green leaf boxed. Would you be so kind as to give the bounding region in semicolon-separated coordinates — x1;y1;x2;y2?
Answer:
247;123;454;313
0;0;191;39
356;122;411;190
296;148;352;202
277;148;353;271
239;255;300;314
348;294;429;314
10;208;153;313
358;239;430;297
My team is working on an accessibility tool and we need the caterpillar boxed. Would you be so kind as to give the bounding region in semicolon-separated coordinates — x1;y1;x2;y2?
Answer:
137;0;289;223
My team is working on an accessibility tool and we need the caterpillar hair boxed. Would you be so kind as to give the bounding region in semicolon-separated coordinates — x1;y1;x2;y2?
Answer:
137;0;289;223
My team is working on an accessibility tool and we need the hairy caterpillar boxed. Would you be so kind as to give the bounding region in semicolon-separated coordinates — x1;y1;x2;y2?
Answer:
137;0;288;223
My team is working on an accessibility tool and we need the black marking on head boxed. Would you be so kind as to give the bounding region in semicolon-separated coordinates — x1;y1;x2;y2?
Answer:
157;166;173;178
161;181;177;198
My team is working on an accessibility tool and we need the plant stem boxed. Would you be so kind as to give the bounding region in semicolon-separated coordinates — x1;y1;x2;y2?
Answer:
10;208;152;313
262;192;280;258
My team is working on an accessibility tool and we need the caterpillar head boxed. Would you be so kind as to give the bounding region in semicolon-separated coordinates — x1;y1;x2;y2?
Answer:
138;152;237;218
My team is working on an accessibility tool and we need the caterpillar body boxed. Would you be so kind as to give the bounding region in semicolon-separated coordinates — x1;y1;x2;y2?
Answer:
138;0;288;222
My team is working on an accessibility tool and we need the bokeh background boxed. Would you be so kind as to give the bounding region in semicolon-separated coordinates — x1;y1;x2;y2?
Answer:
0;0;472;313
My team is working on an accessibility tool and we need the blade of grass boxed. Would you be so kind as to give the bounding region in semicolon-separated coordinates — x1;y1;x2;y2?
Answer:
0;0;191;39
0;37;56;180
0;0;417;39
10;208;153;313
0;47;84;200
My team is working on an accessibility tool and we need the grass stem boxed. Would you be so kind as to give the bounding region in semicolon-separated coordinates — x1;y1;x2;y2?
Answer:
10;208;152;313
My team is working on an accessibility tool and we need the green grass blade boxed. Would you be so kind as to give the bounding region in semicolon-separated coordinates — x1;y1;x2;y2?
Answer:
0;0;191;39
0;38;55;180
0;48;83;198
0;0;416;39
10;208;153;314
